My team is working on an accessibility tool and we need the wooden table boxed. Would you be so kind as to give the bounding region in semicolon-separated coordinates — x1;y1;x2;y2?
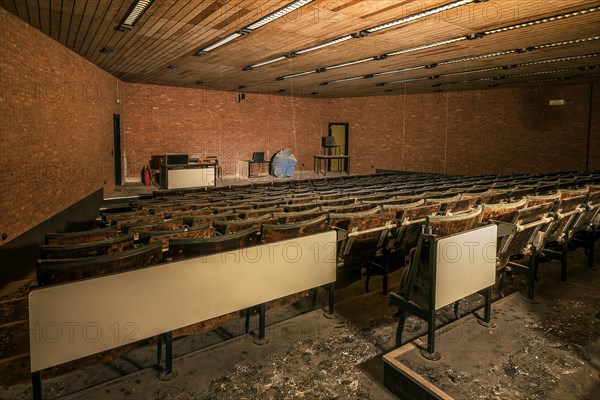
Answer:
313;155;350;176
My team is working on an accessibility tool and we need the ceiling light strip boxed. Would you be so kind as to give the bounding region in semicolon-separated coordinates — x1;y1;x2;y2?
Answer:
533;35;600;50
517;53;600;67
438;50;516;65
201;33;243;52
373;66;426;77
246;0;314;30
366;0;476;33
387;37;467;57
119;0;154;30
327;57;375;70
295;35;354;55
386;77;431;85
483;6;600;35
280;70;316;80
250;56;288;68
198;0;314;54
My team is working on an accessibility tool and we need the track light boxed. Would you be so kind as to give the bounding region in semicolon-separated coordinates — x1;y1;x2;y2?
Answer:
201;32;243;52
118;0;154;31
278;70;317;80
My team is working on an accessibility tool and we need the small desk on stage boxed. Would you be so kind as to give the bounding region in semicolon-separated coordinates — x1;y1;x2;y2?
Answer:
313;155;350;176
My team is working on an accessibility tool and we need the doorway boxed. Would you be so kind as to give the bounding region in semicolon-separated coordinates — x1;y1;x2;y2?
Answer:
113;114;122;185
328;122;349;172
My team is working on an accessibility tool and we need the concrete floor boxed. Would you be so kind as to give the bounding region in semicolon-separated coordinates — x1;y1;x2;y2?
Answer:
1;242;597;400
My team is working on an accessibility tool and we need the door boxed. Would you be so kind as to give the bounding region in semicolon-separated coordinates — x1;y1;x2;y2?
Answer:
113;114;122;185
328;123;349;172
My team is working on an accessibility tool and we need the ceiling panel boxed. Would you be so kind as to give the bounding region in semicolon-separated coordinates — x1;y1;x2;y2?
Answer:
2;0;599;97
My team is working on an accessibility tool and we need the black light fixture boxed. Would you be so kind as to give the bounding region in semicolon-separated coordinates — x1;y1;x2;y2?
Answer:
194;80;204;85
167;64;178;69
311;92;318;95
278;89;286;93
117;0;154;31
238;85;246;90
238;93;246;103
100;47;114;53
376;83;385;87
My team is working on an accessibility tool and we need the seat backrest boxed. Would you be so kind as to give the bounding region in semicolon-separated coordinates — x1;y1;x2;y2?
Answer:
480;198;527;223
213;214;277;234
272;207;325;224
37;242;163;286
425;205;483;237
168;226;258;261
526;191;561;208
261;214;328;243
45;226;118;245
139;224;215;251
41;234;135;259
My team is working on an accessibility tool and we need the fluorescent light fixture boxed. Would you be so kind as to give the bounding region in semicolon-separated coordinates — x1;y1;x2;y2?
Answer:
246;0;314;30
278;70;317;80
483;6;599;35
533;35;600;50
327;57;375;70
118;0;154;31
442;66;505;77
373;66;426;77
366;0;476;34
438;50;516;65
201;32;242;52
517;53;600;67
387;37;466;57
386;77;431;85
329;76;364;84
248;56;288;69
295;35;354;55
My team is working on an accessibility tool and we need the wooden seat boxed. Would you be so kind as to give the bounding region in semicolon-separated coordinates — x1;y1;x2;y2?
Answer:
320;203;374;214
183;211;239;227
261;214;328;243
102;210;150;226
213;214;277;234
525;191;561;208
239;206;284;219
329;207;396;291
37;242;163;286
44;226;118;245
272;207;325;224
384;203;441;259
41;234;135;259
479;198;527;224
496;203;555;299
121;219;184;237
167;226;259;261
139;224;215;251
425;205;483;237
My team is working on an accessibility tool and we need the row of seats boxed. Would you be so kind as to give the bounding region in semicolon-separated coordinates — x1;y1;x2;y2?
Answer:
38;172;599;291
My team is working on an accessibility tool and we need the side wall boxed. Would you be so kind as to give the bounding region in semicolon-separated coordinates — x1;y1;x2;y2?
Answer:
0;8;118;244
123;83;598;179
325;84;597;175
121;83;327;181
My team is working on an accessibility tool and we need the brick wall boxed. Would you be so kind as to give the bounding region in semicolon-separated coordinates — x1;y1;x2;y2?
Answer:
589;84;600;172
121;83;328;181
0;8;118;244
123;83;597;182
325;84;596;176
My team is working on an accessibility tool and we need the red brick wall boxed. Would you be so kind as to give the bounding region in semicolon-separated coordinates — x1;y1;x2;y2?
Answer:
589;84;600;172
325;85;595;176
121;83;327;181
123;83;595;182
0;8;118;244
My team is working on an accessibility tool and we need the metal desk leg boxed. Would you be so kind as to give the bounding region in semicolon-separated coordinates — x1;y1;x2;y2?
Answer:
253;303;270;345
32;372;42;400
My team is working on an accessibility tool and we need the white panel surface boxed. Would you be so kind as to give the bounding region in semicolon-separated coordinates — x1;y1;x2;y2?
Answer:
29;231;336;372
435;225;497;309
167;168;214;189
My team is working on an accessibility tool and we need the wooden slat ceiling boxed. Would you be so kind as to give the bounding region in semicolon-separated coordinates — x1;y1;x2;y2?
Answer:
2;0;599;97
